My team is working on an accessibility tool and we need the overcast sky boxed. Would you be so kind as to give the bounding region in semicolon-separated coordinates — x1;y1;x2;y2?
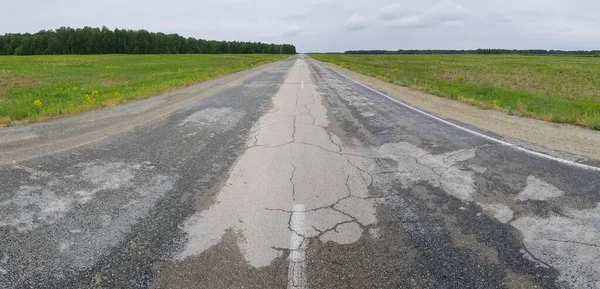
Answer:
2;0;599;52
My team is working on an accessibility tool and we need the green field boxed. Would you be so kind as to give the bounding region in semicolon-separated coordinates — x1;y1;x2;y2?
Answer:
0;54;287;126
311;54;600;130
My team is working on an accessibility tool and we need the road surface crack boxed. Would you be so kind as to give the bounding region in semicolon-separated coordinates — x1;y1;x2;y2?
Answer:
311;225;323;235
520;243;553;268
292;115;297;143
318;220;355;236
343;175;353;197
287;213;301;237
310;91;317;105
290;163;297;202
347;159;374;188
303;104;316;125
265;208;292;213
375;170;408;175
327;131;343;152
252;128;260;147
253;141;375;159
547;238;600;248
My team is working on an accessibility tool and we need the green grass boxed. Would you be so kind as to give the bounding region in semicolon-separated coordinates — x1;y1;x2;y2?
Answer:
310;54;600;130
0;54;287;126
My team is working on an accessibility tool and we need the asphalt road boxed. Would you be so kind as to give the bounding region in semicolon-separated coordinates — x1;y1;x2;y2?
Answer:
1;56;599;289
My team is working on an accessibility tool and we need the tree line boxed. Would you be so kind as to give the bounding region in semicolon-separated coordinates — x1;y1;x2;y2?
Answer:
344;49;600;56
0;26;297;55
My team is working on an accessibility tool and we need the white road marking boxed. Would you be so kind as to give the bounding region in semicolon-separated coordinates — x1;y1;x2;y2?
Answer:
179;60;373;269
288;204;308;289
320;61;600;172
300;80;304;89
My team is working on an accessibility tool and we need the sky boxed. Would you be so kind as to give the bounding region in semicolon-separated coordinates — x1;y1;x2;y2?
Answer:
1;0;599;52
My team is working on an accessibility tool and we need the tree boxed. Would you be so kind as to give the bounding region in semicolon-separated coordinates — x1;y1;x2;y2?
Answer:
0;26;297;55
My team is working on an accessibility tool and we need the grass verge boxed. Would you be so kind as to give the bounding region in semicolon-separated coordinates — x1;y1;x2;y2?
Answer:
0;54;287;126
310;54;600;130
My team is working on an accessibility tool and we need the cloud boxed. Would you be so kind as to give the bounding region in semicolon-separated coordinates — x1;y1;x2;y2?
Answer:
2;0;600;52
381;0;470;28
259;26;303;38
381;4;403;21
344;15;369;31
443;20;466;27
487;9;513;24
284;14;308;21
427;0;470;22
384;16;429;28
281;26;302;36
380;2;419;21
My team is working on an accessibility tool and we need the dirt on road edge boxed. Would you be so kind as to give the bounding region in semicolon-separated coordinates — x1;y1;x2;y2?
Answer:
318;60;600;162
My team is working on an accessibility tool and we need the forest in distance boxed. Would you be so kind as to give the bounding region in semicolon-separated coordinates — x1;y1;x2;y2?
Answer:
0;26;297;55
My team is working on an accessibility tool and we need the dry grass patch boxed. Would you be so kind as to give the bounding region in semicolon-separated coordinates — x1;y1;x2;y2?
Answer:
0;72;41;99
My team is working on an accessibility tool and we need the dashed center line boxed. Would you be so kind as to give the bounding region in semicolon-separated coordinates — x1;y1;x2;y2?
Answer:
288;204;308;289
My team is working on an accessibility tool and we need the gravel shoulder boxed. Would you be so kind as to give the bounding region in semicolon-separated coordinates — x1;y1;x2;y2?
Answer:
318;60;600;162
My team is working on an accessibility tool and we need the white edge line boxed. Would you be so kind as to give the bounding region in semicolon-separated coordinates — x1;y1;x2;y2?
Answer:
288;204;308;289
315;60;600;173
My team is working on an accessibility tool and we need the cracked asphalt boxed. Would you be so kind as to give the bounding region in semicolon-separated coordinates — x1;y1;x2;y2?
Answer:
1;56;599;289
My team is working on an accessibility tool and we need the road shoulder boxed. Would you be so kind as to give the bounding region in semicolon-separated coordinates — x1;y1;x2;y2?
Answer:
0;58;294;165
317;60;600;162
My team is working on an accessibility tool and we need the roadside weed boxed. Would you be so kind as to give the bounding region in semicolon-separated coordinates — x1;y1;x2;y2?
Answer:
312;54;600;130
0;54;286;125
